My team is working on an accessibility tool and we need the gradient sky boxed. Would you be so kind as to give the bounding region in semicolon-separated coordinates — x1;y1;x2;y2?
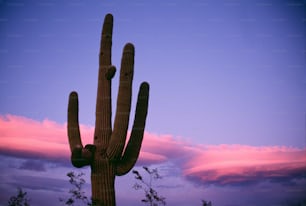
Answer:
0;0;306;206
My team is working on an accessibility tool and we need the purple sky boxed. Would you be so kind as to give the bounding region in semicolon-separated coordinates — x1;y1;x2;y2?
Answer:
0;0;306;205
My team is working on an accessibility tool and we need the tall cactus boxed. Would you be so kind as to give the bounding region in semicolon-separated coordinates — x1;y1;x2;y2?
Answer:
67;13;150;206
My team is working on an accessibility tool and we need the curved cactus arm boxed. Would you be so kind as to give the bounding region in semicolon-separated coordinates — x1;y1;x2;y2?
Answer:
68;91;83;152
116;82;149;176
94;13;114;150
68;92;87;167
68;92;97;168
107;43;135;159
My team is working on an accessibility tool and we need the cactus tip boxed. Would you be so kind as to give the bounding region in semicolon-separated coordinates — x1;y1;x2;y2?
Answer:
70;91;78;98
140;82;150;90
124;43;135;53
105;13;113;21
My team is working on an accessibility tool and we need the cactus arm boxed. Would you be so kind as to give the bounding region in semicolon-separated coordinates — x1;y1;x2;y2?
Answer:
67;91;83;152
116;82;149;176
107;43;135;159
68;92;96;168
68;91;90;168
94;13;114;150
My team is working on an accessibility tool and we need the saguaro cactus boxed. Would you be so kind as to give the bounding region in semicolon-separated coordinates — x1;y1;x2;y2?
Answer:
67;13;150;206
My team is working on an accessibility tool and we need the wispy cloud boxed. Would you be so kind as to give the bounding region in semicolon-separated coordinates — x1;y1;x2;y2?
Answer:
18;159;47;172
0;114;92;162
1;114;305;186
183;145;306;186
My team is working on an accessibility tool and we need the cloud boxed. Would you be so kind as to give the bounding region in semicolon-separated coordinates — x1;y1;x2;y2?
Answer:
0;114;174;165
138;132;190;164
19;159;46;172
0;114;93;163
183;145;306;186
6;175;67;192
1;114;305;187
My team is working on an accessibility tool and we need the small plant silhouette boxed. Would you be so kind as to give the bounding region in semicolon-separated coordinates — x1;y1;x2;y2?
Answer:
201;199;212;206
8;188;30;206
132;167;166;206
59;172;92;206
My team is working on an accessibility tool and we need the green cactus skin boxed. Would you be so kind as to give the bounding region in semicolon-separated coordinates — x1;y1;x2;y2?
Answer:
67;13;150;206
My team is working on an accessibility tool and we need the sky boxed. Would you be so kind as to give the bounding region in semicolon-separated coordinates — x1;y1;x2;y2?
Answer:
0;0;306;205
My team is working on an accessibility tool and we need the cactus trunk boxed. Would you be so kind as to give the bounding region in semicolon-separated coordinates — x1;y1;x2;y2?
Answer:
91;160;116;205
67;13;149;206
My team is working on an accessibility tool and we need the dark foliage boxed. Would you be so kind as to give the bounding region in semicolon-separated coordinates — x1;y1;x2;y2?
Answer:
8;188;30;206
132;167;166;206
201;199;212;206
59;172;92;206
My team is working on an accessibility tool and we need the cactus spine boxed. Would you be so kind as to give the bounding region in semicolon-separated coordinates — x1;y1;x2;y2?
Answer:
67;13;150;206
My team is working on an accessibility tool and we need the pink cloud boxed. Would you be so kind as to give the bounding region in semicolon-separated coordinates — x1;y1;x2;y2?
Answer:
0;114;185;164
183;145;306;185
0;114;93;160
1;114;305;185
139;132;189;161
0;114;175;164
